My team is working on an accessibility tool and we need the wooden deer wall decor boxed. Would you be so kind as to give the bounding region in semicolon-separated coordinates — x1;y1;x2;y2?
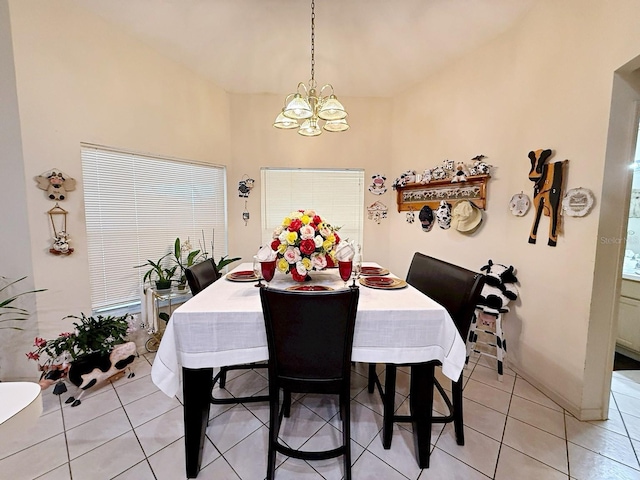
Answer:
527;149;568;247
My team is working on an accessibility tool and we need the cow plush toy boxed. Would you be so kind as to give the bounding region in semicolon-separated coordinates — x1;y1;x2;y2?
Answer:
476;260;519;317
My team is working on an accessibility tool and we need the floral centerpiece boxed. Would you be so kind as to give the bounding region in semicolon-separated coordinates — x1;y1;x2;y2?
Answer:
270;209;340;282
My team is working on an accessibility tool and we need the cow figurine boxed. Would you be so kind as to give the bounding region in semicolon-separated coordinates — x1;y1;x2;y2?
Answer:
40;341;137;407
527;149;568;247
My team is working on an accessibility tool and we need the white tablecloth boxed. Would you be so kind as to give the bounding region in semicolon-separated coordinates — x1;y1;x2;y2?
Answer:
152;263;466;397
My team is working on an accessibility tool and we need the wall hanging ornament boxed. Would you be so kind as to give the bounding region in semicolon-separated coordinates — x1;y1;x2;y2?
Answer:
527;149;568;247
367;201;388;224
242;200;250;226
406;206;415;224
418;205;434;232
238;174;255;198
368;174;387;195
562;187;595;217
48;203;73;255
35;168;76;200
509;192;531;216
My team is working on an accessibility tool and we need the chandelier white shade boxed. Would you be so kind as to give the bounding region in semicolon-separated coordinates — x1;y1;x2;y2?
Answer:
273;0;349;136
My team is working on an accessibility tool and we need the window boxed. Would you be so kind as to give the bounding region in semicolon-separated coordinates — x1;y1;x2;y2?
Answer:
261;168;364;247
81;144;227;312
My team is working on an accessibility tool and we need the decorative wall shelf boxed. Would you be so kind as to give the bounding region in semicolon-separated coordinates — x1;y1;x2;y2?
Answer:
395;175;490;212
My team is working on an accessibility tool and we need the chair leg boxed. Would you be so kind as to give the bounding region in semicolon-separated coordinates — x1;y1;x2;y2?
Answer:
218;366;227;389
452;376;464;445
283;389;291;418
465;310;479;365
382;364;396;449
341;392;352;480
267;389;279;480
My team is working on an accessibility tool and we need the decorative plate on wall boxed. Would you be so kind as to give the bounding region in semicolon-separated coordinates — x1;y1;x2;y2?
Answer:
562;188;595;217
509;193;530;217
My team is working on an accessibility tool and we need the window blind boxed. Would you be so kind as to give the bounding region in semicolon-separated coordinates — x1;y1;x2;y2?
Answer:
260;168;364;248
81;145;227;311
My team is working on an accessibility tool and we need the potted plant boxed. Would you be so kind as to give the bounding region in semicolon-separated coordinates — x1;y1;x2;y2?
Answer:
173;238;202;290
135;253;178;290
1;276;46;330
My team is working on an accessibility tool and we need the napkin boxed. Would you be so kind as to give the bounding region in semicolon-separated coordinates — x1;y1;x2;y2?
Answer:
335;242;355;262
256;245;276;262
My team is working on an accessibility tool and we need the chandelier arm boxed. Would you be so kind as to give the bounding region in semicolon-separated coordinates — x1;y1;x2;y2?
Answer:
319;84;335;99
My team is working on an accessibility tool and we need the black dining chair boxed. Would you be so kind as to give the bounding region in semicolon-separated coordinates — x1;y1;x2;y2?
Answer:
368;252;485;447
185;259;268;404
260;286;360;480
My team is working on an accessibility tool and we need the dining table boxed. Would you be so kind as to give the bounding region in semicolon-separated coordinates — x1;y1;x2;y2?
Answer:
151;262;466;478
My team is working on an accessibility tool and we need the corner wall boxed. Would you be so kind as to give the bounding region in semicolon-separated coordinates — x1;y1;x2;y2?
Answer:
390;0;640;417
4;0;231;379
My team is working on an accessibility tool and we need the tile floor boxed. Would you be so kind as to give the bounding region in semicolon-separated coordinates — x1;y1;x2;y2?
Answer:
2;352;640;480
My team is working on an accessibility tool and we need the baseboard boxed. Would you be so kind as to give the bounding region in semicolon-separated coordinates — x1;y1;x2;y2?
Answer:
615;344;640;362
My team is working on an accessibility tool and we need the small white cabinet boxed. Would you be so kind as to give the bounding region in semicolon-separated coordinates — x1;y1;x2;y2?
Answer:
617;279;640;357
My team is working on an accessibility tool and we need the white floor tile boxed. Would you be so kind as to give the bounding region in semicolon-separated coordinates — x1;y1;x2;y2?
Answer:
421;447;492;479
115;372;160;405
366;423;427;479
502;417;568;473
508;395;566;438
224;426;269;480
436;424;501;477
60;386;122;429
351;450;409;479
135;405;184;456
0;434;68;480
513;377;563;412
621;411;640;442
197;456;242;479
0;408;63;459
300;424;365;480
566;413;639;469
614;391;640;418
495;445;568;480
470;364;516;393
462;398;508;442
112;460;156;480
66;407;132;459
206;403;264;453
69;430;145;479
463;378;511;414
587;406;629;436
123;389;181;428
35;463;72;480
348;399;383;448
148;436;220;480
568;442;640;480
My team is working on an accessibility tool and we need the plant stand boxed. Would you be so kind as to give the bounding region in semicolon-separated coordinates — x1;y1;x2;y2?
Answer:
143;286;192;353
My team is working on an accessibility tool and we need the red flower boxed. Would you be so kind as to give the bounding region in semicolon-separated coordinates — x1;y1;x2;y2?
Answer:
59;332;72;337
270;239;281;251
288;218;302;232
326;255;335;268
26;351;40;361
34;337;47;347
291;269;307;282
334;232;340;244
299;239;316;255
313;215;322;225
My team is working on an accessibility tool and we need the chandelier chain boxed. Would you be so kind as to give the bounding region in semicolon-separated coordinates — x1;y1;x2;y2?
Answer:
310;0;315;84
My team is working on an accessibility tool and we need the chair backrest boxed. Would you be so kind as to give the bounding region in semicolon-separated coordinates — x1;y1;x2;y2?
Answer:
185;259;221;296
406;252;485;340
259;287;360;393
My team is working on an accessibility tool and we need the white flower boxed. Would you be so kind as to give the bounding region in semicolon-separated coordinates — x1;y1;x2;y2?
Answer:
314;235;324;248
273;225;284;238
295;261;308;275
304;209;316;217
181;239;192;252
319;224;333;237
289;210;303;219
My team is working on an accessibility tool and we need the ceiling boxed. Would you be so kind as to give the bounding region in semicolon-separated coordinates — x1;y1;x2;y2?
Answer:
71;0;537;98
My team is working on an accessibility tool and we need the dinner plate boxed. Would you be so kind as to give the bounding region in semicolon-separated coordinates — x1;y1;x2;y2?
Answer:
285;285;334;292
226;270;259;282
359;276;407;290
360;266;390;276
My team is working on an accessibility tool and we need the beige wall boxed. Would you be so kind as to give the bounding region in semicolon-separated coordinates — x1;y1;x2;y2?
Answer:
3;0;231;377
5;0;640;420
226;93;392;266
390;0;640;417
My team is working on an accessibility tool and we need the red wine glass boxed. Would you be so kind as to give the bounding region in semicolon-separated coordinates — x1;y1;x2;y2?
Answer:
261;260;277;286
338;261;353;288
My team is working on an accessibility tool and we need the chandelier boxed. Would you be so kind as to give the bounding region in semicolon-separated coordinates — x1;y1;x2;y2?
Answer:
273;0;349;137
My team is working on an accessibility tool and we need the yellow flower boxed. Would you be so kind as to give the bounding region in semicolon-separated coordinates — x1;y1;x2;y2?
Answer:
301;214;310;225
277;243;287;254
301;257;312;270
286;231;298;244
282;217;292;227
322;239;334;251
277;258;289;272
326;233;335;244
